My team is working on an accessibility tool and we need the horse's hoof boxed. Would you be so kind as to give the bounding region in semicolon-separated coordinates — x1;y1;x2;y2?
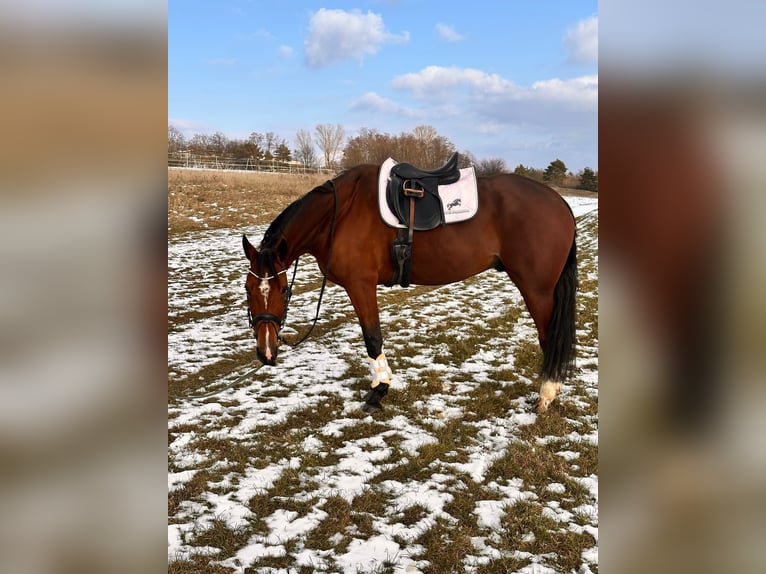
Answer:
362;401;383;414
361;383;388;414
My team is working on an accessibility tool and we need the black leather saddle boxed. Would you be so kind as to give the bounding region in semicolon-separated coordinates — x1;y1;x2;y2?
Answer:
383;153;462;288
386;152;461;231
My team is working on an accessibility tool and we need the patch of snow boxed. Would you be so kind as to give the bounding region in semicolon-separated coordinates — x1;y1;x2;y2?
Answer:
475;499;505;529
168;470;198;491
545;482;567;494
336;535;401;573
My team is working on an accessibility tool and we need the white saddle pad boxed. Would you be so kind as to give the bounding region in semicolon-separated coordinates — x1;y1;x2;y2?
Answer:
378;157;478;229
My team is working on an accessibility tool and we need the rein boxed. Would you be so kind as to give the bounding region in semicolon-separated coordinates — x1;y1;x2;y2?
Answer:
178;183;338;400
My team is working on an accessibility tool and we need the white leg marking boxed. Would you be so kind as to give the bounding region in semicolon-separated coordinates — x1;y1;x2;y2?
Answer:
538;380;562;413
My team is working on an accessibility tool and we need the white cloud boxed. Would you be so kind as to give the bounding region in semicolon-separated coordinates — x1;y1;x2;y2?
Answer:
393;66;596;107
351;92;402;114
168;118;214;138
435;22;463;42
350;92;422;119
278;45;294;58
250;28;275;41
389;65;597;130
563;15;598;65
529;75;598;108
392;66;514;99
304;8;409;67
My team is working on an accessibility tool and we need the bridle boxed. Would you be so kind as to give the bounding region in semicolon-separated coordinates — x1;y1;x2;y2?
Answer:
246;265;297;340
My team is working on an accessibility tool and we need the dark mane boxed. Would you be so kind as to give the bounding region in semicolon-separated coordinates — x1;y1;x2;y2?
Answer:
259;180;334;251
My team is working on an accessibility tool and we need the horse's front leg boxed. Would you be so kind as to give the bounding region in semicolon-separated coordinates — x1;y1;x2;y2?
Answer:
361;325;391;414
344;281;391;413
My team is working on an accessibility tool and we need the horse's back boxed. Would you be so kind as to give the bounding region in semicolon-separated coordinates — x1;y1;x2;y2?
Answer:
481;173;572;212
477;173;574;237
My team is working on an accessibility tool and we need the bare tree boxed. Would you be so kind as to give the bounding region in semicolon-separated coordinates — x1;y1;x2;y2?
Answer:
168;124;185;153
412;125;438;166
475;158;508;176
315;123;345;170
248;131;264;146
342;128;390;166
294;129;317;169
208;131;228;156
188;133;210;155
459;150;477;169
341;126;458;169
263;132;278;159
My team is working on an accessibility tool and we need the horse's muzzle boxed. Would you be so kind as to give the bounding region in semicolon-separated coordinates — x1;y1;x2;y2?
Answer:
256;346;278;366
252;316;281;366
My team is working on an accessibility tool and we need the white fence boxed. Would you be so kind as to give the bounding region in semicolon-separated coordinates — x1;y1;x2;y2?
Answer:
168;152;332;174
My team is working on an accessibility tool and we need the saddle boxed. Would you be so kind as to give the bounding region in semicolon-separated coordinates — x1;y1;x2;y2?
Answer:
386;152;461;231
384;152;462;288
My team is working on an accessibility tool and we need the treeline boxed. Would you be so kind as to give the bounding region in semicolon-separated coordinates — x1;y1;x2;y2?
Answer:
168;126;294;163
514;160;598;191
168;123;597;191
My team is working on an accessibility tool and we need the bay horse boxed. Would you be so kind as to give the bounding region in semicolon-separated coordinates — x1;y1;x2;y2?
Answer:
242;162;577;413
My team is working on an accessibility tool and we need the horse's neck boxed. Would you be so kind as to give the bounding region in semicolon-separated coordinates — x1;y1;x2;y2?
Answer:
283;190;334;262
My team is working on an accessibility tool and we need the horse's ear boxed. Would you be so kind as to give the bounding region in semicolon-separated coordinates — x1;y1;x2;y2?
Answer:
276;239;288;263
242;234;258;261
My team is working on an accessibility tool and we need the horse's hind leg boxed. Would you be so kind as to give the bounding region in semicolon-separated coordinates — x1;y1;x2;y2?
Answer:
506;230;577;413
519;288;560;412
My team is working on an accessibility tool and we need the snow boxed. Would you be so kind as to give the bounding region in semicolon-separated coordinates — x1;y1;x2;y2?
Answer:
335;535;402;573
168;194;598;572
475;500;505;529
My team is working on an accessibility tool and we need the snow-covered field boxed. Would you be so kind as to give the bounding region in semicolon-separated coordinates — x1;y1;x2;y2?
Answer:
169;195;598;573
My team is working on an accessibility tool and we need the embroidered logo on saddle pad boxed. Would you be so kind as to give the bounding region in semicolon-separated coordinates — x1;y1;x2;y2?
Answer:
378;157;478;229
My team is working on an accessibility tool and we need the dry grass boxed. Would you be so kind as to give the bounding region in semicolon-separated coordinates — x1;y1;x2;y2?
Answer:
168;168;328;235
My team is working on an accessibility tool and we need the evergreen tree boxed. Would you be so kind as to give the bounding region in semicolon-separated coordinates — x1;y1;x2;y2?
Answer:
578;167;598;191
543;159;567;186
274;143;292;162
514;164;531;177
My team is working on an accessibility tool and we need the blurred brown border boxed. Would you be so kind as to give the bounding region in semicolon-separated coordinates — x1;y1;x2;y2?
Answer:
0;10;168;574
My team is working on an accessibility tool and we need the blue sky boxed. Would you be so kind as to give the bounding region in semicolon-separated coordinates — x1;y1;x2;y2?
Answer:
169;1;598;171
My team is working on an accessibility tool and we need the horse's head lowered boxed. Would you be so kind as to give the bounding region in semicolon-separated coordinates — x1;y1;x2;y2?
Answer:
242;234;290;366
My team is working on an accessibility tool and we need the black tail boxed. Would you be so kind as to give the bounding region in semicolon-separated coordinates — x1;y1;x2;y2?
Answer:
541;236;578;381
